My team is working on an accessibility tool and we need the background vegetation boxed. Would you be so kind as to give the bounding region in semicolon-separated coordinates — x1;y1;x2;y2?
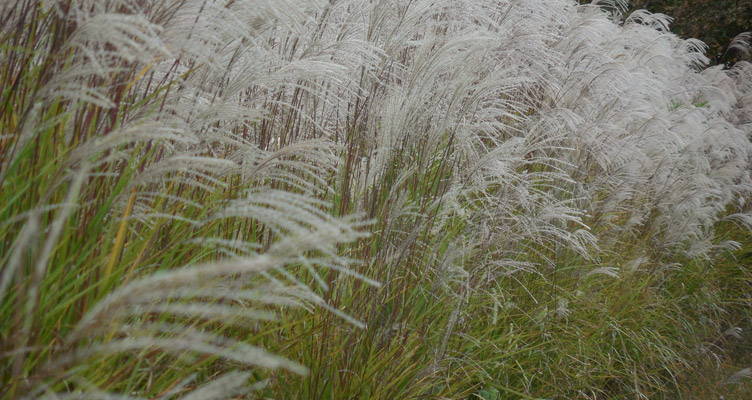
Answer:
629;0;752;57
1;1;751;399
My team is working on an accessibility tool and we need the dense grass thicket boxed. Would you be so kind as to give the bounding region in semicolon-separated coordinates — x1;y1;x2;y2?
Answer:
2;0;752;398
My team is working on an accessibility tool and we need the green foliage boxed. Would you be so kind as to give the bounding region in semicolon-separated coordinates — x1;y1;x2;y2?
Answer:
630;0;752;57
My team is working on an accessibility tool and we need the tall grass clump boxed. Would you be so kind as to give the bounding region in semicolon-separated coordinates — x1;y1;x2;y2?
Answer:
2;0;752;398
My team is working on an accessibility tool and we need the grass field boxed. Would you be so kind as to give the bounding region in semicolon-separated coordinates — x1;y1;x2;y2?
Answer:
1;1;751;399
